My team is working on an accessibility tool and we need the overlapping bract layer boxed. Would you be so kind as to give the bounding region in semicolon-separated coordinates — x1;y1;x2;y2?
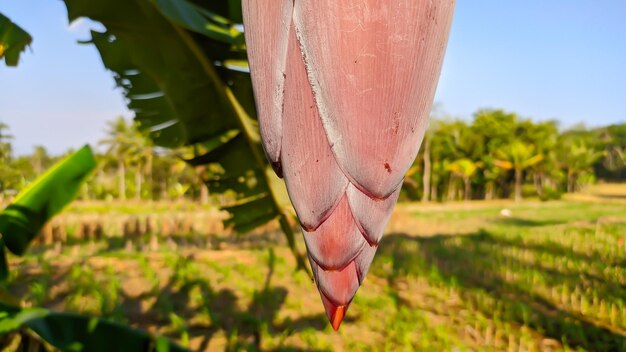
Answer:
242;0;454;330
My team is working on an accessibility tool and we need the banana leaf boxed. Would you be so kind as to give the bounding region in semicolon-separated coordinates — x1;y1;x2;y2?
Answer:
0;302;188;352
0;13;32;67
62;0;307;271
0;145;96;279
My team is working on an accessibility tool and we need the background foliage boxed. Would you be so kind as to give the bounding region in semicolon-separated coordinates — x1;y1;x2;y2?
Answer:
1;115;624;205
0;13;32;66
1;2;626;351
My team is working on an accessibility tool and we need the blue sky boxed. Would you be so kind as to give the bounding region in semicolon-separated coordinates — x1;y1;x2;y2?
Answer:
1;1;625;155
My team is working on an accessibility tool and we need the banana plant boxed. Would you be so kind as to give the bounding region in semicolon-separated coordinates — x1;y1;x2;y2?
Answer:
0;13;32;67
62;0;308;271
63;0;455;330
0;20;183;349
0;146;188;351
0;146;96;280
243;0;455;329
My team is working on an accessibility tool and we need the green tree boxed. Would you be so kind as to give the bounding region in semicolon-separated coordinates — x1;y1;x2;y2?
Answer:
100;117;134;200
524;121;559;197
436;120;481;201
480;155;505;200
419;105;445;202
595;124;626;180
560;141;604;192
494;140;543;202
124;123;154;200
31;145;51;175
0;122;13;164
0;123;16;197
472;109;518;152
446;158;480;201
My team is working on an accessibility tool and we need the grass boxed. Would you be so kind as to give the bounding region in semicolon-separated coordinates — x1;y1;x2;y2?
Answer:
6;187;626;351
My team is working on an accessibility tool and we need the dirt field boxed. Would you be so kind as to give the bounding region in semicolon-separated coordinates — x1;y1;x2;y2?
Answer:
7;185;626;351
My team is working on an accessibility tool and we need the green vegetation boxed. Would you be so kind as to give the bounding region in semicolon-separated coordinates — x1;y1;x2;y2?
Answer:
0;13;32;66
1;116;624;205
406;110;626;202
5;191;626;351
0;119;207;204
4;0;307;271
2;1;626;351
0;147;187;351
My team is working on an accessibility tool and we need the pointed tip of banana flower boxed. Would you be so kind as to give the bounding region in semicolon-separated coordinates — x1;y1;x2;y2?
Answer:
320;292;347;331
330;305;346;331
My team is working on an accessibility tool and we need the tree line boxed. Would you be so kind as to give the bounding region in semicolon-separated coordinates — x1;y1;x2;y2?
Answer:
404;108;625;202
1;109;624;203
0;118;209;204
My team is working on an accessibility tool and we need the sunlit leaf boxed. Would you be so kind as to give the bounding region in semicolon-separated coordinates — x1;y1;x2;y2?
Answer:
0;13;32;67
153;0;244;46
0;146;96;262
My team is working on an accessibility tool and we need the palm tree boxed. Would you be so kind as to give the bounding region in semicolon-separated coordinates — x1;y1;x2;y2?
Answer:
31;145;50;175
436;120;482;201
100;117;134;200
446;158;480;201
0;122;14;163
123;123;154;200
481;156;505;200
421;134;432;202
495;140;543;202
524;121;558;197
420;119;443;202
421;106;445;203
560;142;604;192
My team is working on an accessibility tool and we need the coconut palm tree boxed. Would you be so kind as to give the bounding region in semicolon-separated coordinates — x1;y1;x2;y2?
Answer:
0;122;14;163
100;117;134;200
495;140;544;202
123;123;154;200
31;145;50;175
560;141;604;192
435;120;482;200
446;158;480;201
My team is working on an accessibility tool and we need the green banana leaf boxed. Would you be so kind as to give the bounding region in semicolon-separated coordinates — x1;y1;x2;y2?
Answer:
0;145;96;279
0;302;188;352
152;0;244;46
62;0;307;271
0;13;32;67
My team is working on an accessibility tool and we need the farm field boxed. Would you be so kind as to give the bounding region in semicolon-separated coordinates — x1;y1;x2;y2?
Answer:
6;186;626;351
3;2;626;351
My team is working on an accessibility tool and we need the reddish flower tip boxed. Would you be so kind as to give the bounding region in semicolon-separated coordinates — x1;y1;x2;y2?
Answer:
330;305;346;331
320;292;347;331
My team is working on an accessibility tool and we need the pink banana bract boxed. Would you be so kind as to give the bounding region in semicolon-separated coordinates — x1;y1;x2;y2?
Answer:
242;0;455;330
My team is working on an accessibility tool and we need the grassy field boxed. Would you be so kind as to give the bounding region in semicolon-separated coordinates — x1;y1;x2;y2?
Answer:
6;185;626;351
